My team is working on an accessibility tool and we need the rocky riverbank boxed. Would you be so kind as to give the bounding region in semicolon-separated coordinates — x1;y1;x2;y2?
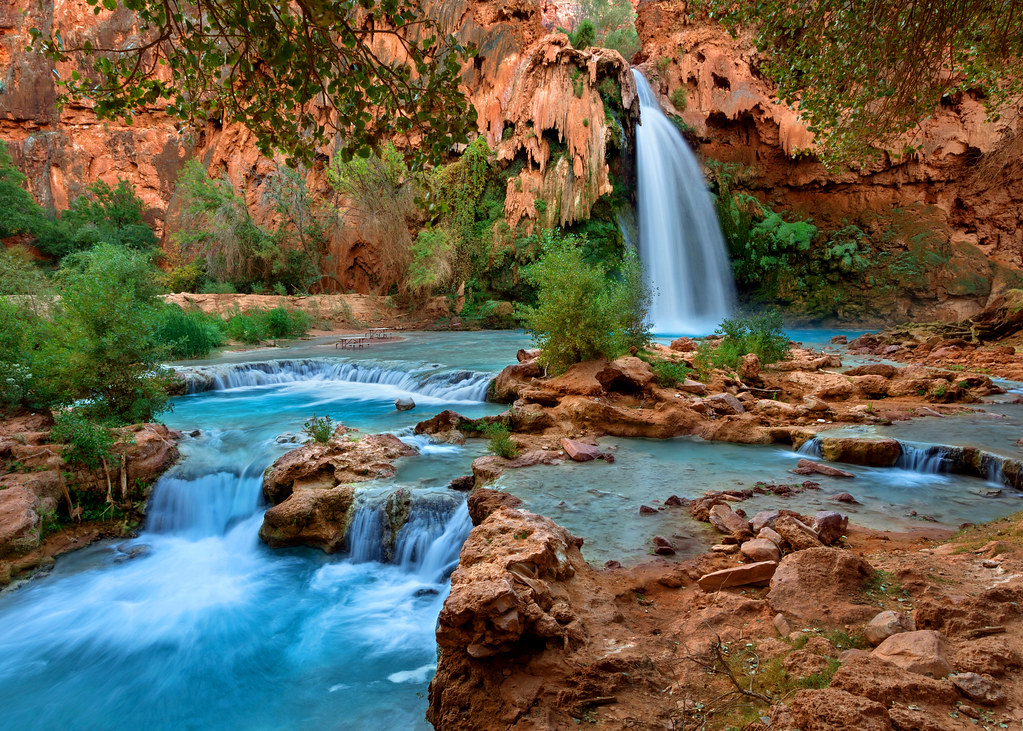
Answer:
0;412;179;586
428;493;1023;729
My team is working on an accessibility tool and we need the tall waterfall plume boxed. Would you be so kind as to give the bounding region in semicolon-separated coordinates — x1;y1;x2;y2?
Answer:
632;69;735;334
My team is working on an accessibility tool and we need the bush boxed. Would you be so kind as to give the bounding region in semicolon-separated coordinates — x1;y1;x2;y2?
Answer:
160;262;206;293
670;87;688;111
223;306;310;343
263;306;310;339
302;414;337;443
650;359;692;387
697;311;790;373
484;422;518;459
200;280;238;294
50;409;115;470
154;305;225;359
518;231;651;374
44;243;173;424
567;19;596;50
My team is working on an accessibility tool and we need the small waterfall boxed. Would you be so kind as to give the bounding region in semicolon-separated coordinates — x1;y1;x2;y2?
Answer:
174;358;493;401
896;444;955;474
344;493;470;578
632;70;735;334
146;471;263;537
796;437;822;457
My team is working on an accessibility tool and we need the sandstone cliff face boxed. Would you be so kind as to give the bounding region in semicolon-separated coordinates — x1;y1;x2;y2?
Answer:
634;1;1023;274
2;0;634;292
0;0;190;227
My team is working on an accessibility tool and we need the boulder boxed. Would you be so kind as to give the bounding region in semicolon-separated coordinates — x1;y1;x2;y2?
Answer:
517;386;560;406
0;486;41;558
758;526;785;549
669;337;697;352
738;353;761;381
258;485;355;552
595;356;655;394
560;438;603;462
864;610;916;647
818;437;901;467
706;392;745;415
262;432;418;505
489;361;543;403
751;510;779;532
467;489;523;526
950;672;1006;705
872;630;952;677
768;547;875;623
708;503;753;540
845;364;897;379
741;538;781;563
470;450;560;485
831;492;859;504
812;511;849;545
679;379;707;395
434;507;587;665
794;459;855;478
830;653;956;706
516;348;540;363
791;688;893;731
508;402;554;433
688;495;725;522
952;636;1021;676
786;371;856;401
773;514;824;551
395;397;416;411
697;561;778;591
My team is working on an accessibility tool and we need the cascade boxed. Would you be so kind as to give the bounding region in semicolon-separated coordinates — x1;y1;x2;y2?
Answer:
895;443;955;474
175;358;493;401
632;69;735;334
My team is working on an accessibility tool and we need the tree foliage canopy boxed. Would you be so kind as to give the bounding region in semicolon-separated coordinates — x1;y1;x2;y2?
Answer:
700;0;1023;164
32;0;477;164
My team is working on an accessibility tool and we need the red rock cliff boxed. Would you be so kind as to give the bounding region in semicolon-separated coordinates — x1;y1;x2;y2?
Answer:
634;0;1023;274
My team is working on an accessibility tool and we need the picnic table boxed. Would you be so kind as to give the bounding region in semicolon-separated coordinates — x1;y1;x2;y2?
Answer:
367;327;392;339
334;335;369;349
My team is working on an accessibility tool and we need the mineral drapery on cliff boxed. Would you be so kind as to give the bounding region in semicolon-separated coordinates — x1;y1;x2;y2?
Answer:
1;0;636;289
634;0;1023;273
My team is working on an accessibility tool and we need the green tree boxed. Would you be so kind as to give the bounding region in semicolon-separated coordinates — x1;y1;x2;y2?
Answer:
578;0;640;59
42;244;173;424
0;142;55;241
56;179;158;256
31;0;476;164
699;0;1023;164
518;232;650;373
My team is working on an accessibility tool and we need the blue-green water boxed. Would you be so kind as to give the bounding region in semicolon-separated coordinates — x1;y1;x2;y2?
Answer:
1;330;1020;730
0;336;510;731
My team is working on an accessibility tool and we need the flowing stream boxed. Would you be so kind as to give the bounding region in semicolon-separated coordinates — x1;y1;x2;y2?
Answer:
633;69;735;335
0;340;504;731
1;332;1020;728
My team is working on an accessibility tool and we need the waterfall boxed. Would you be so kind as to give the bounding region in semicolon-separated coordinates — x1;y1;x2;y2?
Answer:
174;358;494;402
796;437;822;457
896;444;954;474
632;69;735;334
